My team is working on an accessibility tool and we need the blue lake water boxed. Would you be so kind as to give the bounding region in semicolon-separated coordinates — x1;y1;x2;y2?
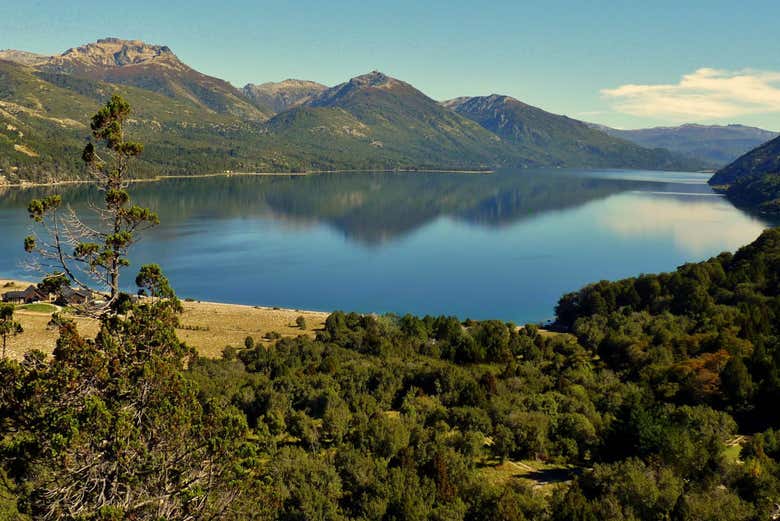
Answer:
0;168;775;323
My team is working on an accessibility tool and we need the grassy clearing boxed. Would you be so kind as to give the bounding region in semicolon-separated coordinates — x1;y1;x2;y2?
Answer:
723;444;742;464
17;303;58;313
478;458;577;492
1;280;328;360
174;300;327;358
723;435;750;464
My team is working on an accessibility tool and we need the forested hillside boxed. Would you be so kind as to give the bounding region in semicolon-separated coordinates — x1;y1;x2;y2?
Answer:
709;135;780;214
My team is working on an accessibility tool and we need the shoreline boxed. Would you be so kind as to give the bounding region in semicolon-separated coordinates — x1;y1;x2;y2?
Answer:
2;278;560;360
0;166;716;190
0;167;494;189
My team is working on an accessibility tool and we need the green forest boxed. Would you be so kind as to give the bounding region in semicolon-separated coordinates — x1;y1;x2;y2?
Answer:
1;222;779;518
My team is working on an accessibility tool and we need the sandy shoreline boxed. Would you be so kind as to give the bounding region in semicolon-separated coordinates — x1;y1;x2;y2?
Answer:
1;279;330;360
0;167;493;189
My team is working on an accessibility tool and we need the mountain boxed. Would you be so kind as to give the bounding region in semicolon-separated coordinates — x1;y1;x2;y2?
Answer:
708;135;780;213
444;95;705;170
242;79;327;113
590;123;778;167
0;49;50;66
33;38;269;120
267;71;519;170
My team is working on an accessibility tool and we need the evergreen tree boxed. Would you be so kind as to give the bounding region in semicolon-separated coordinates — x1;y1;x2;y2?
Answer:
24;95;159;311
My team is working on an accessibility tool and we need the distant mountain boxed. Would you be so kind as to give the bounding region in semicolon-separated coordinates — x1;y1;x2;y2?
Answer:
32;38;269;120
0;49;50;66
589;123;778;167
708;135;780;214
444;95;705;170
242;79;326;113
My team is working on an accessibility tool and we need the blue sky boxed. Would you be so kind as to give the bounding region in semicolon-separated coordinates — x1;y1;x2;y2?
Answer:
2;0;779;130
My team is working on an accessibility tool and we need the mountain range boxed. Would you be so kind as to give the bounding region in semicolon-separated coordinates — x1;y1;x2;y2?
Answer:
0;37;727;184
589;123;778;167
444;95;700;170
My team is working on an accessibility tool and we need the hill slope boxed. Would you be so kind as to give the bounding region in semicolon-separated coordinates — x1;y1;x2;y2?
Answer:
709;135;780;185
708;135;780;213
591;123;778;166
445;95;704;170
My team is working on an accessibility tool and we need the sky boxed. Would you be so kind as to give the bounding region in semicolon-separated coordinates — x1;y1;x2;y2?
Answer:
2;0;779;130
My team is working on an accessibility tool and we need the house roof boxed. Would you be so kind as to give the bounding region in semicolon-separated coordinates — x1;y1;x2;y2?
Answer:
59;286;91;299
3;286;43;300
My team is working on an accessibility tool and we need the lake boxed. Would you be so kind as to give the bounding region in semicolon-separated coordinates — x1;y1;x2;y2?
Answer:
0;168;775;323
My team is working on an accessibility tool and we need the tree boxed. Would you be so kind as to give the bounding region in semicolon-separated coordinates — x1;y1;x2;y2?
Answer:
24;95;159;311
0;304;22;359
1;271;250;519
296;315;307;330
37;273;68;297
492;424;516;463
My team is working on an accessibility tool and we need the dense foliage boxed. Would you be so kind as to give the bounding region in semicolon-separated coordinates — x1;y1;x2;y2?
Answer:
2;228;780;519
726;173;780;214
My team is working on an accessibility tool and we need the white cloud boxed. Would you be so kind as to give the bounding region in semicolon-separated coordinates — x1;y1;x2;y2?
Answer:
602;68;780;120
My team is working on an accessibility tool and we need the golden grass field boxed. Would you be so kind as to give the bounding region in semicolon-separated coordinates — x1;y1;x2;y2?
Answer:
1;279;328;360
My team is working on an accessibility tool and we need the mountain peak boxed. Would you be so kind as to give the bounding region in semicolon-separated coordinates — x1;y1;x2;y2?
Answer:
442;94;530;112
307;71;413;107
49;38;181;71
349;70;392;87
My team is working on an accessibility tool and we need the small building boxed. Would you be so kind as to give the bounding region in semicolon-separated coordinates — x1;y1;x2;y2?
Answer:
2;285;46;304
56;286;93;306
